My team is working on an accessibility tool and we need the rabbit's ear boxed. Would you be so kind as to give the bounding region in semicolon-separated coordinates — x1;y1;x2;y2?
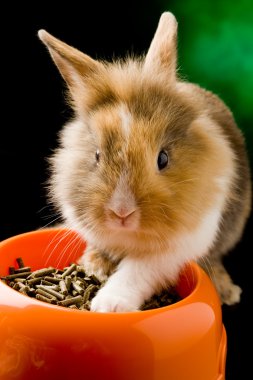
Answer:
38;30;102;92
144;12;178;80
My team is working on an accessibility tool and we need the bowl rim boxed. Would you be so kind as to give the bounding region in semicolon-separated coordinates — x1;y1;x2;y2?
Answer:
0;228;214;315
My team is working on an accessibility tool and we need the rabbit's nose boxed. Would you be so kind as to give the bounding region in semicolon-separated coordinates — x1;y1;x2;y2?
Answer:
110;206;136;221
105;202;140;230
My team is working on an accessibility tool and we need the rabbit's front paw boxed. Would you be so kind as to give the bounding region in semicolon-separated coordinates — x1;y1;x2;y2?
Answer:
90;288;139;312
78;248;116;283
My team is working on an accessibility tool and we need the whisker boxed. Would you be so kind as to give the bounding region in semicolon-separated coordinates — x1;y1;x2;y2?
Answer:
198;255;215;281
55;232;82;268
38;215;62;230
184;259;196;290
42;228;72;265
167;177;199;189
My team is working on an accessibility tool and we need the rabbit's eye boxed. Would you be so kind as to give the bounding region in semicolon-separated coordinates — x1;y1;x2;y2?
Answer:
95;149;100;163
157;150;169;170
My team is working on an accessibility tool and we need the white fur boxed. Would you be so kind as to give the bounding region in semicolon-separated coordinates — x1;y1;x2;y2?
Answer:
105;173;139;230
118;104;132;139
91;206;223;312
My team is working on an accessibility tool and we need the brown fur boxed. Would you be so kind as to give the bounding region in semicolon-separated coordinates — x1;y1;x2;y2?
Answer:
38;13;251;310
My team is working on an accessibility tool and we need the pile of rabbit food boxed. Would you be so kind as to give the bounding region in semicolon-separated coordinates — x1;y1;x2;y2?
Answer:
1;257;181;311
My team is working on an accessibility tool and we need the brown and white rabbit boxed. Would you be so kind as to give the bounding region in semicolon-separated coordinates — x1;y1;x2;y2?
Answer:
38;12;251;312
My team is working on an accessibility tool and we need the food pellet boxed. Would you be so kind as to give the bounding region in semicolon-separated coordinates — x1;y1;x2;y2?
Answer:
29;267;56;278
59;280;68;295
0;257;181;311
36;288;57;300
4;272;32;280
58;295;83;307
16;257;25;268
36;294;57;304
9;266;15;274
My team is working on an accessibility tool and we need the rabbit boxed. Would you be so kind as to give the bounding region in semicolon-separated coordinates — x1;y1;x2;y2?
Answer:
38;11;251;312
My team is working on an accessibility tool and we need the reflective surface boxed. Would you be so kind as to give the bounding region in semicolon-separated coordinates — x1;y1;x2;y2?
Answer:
0;229;226;380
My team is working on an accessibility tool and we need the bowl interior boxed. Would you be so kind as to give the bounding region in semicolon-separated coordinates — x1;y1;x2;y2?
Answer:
0;228;86;272
0;228;196;303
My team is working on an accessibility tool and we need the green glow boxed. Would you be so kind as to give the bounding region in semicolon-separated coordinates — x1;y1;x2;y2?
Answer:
157;0;253;162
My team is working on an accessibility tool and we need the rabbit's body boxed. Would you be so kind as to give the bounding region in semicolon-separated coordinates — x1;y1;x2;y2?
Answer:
39;12;251;312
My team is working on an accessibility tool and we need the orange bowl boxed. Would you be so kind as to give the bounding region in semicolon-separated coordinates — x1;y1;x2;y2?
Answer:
0;228;226;380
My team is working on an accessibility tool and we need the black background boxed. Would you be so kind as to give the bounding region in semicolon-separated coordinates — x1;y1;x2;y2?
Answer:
1;2;252;379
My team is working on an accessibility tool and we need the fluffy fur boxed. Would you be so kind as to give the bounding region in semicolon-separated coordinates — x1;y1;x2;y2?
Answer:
38;12;251;312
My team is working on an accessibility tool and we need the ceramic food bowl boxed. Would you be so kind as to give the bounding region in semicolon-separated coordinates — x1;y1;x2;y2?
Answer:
0;228;226;380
